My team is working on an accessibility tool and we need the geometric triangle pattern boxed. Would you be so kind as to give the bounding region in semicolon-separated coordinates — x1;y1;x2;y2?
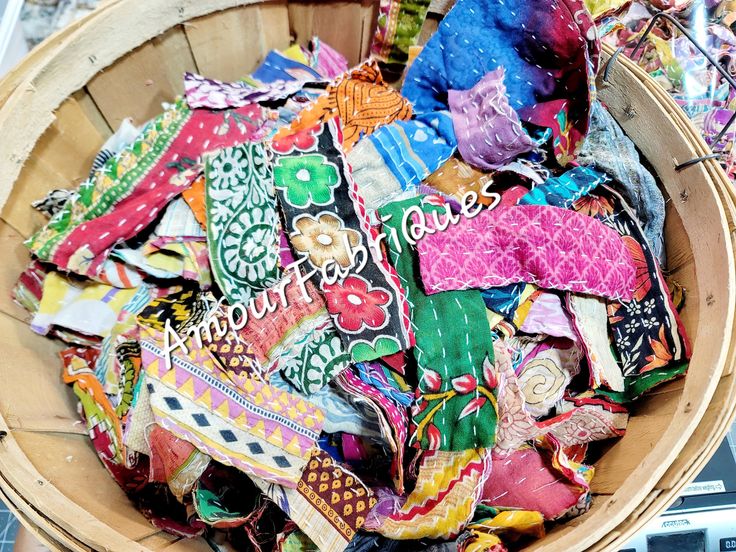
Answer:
140;335;325;459
148;376;310;488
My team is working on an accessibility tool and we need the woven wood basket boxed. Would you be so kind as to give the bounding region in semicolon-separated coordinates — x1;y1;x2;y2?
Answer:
0;2;734;551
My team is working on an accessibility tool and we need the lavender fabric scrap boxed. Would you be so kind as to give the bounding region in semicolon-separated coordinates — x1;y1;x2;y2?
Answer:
449;67;534;170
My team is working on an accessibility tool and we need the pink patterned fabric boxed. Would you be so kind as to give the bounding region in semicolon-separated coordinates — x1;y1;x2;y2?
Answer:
416;205;636;301
482;447;585;520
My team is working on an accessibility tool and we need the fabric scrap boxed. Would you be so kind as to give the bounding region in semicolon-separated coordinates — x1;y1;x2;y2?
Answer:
273;60;413;153
573;187;691;389
205;143;281;304
567;294;625;391
578;101;666;262
416;204;636;301
253;449;377;552
449;67;534;170
377;448;489;539
26;100;269;279
371;0;432;66
380;197;498;451
402;0;599;165
273;120;413;362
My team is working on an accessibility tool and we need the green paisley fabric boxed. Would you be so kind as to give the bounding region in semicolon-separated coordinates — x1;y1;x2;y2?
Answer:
205;143;280;304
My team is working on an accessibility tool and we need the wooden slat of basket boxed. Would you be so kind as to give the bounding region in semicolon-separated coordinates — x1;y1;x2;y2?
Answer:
0;481;92;552
287;1;376;67
0;222;34;324
2;94;108;237
87;26;198;128
185;2;290;82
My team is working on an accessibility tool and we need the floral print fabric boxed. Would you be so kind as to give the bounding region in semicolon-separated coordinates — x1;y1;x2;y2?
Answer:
272;120;413;362
573;187;691;396
380;197;499;451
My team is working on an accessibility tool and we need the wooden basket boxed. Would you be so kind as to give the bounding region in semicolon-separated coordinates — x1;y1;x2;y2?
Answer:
0;2;734;551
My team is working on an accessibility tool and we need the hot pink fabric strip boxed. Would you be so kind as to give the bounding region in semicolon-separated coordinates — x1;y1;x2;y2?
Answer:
416;205;636;301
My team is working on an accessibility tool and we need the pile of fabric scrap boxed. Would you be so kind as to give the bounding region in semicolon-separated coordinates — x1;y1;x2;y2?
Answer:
596;0;736;181
13;0;692;550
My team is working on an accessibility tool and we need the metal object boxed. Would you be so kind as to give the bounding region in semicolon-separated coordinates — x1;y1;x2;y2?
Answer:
603;11;736;172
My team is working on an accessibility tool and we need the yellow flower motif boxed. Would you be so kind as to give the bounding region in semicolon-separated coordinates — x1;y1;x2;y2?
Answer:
290;213;361;268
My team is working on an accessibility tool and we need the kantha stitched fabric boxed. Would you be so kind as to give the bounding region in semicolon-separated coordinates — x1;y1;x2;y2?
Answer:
272;120;413;362
573;187;691;394
481;445;589;520
492;338;628;451
518;292;577;341
235;275;349;393
205;143;281;304
27;100;270;279
32;272;138;338
62;346;125;464
269;370;383;439
424;157;496;205
273;61;413;152
182;174;207;230
366;111;457;191
449;67;534;170
402;0;599;164
253;449;377;552
416;204;636;301
518;166;611;209
136;286;210;334
376;448;490;539
371;0;431;66
252;50;323;83
457;506;545;552
16;8;701;549
516;338;581;417
380;197;498;451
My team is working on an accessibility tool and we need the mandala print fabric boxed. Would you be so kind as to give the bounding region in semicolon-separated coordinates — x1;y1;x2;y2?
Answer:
205;143;281;304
